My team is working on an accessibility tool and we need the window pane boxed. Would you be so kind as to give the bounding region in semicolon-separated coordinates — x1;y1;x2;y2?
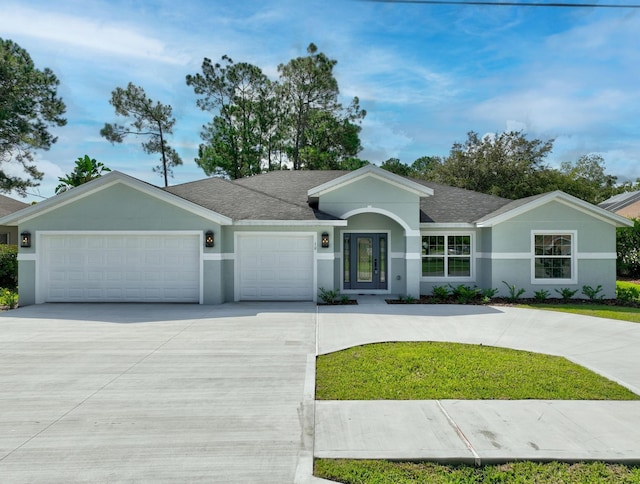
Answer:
448;235;471;255
422;236;445;256
448;257;471;277
357;237;373;283
343;235;350;284
535;234;571;256
422;257;444;277
379;237;386;283
535;258;572;279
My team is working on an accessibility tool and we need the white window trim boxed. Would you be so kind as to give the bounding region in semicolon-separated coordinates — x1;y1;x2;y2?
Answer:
531;230;577;285
420;232;475;282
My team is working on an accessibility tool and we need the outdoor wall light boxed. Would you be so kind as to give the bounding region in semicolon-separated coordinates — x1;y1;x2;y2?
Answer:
321;232;330;248
20;231;31;248
205;230;214;248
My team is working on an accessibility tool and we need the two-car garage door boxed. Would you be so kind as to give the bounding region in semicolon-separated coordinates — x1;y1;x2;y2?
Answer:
39;233;200;303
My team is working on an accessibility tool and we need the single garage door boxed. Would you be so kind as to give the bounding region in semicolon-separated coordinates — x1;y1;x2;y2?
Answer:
237;233;314;301
39;233;200;303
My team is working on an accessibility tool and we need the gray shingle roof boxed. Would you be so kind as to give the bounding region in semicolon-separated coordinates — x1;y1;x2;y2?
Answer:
165;170;516;223
0;194;29;218
164;173;343;221
411;179;512;223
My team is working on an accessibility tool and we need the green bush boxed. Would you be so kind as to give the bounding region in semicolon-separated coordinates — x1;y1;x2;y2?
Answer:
0;245;18;289
534;289;550;302
449;284;480;304
617;286;640;304
617;218;640;277
431;285;449;301
582;285;604;301
555;287;579;301
502;281;526;302
318;287;339;304
0;288;18;308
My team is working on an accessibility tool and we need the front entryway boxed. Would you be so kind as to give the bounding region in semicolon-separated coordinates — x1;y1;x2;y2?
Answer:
343;233;388;290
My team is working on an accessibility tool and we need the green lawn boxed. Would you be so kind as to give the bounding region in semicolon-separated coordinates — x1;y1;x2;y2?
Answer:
519;303;640;323
314;460;640;484
515;281;640;323
316;342;638;401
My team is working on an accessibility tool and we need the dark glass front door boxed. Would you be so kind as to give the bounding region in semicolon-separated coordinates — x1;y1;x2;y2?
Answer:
343;233;387;290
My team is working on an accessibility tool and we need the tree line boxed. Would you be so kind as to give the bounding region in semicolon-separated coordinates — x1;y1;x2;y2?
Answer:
1;37;637;204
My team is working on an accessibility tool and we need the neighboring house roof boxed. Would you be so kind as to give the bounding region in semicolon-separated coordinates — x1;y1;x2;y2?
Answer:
599;191;640;212
0;194;29;218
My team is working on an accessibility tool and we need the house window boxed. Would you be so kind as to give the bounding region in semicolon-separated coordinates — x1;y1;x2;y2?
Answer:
0;233;8;244
421;234;472;278
533;232;575;281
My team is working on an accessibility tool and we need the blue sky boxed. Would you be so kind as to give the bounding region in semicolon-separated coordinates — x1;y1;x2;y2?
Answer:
2;0;640;202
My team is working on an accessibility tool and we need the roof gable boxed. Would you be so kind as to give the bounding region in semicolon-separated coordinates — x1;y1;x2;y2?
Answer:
0;171;233;226
307;165;434;199
477;191;633;228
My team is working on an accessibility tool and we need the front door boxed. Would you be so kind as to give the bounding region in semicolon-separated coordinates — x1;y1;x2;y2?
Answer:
343;233;387;290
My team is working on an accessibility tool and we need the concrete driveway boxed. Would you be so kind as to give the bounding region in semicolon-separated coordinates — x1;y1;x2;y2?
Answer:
0;303;318;484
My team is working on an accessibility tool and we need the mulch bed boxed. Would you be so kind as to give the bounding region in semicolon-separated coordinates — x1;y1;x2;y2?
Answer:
317;300;358;306
386;295;640;308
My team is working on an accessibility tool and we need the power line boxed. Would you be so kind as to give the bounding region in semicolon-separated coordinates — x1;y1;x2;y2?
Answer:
363;0;640;7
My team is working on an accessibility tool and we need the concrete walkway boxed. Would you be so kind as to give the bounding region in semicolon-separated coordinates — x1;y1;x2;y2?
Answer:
315;301;640;465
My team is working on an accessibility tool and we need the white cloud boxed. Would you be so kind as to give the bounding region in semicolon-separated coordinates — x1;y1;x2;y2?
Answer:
0;4;188;65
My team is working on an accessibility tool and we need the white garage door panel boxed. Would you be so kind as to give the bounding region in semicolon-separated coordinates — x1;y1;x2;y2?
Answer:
237;234;314;301
40;233;200;303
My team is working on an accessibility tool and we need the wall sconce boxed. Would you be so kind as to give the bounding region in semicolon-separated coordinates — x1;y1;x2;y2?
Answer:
205;230;214;248
20;231;31;248
321;232;330;248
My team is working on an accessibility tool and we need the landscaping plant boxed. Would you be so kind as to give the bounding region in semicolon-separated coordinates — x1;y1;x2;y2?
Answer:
502;281;526;303
555;287;579;301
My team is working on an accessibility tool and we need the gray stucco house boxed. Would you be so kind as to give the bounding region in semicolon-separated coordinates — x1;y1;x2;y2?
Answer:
0;165;631;305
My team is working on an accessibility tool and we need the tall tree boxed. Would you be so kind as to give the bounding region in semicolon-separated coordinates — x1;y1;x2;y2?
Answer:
431;131;554;199
100;83;181;187
0;38;67;195
278;43;366;170
55;155;111;194
558;154;618;204
187;56;271;179
380;157;412;176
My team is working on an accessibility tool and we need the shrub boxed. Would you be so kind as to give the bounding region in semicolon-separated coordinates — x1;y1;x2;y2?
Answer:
502;281;526;303
555;287;579;301
617;218;640;277
431;285;449;301
318;287;339;304
617;286;640;304
582;285;604;302
533;289;550;302
449;284;480;304
0;245;18;289
403;294;416;303
0;288;18;308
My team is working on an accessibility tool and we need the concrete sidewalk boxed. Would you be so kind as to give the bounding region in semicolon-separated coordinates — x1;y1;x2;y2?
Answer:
315;302;640;465
315;400;640;464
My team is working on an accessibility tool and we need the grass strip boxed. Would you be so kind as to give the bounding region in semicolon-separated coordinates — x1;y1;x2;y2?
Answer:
519;303;640;323
314;459;640;484
316;342;639;400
